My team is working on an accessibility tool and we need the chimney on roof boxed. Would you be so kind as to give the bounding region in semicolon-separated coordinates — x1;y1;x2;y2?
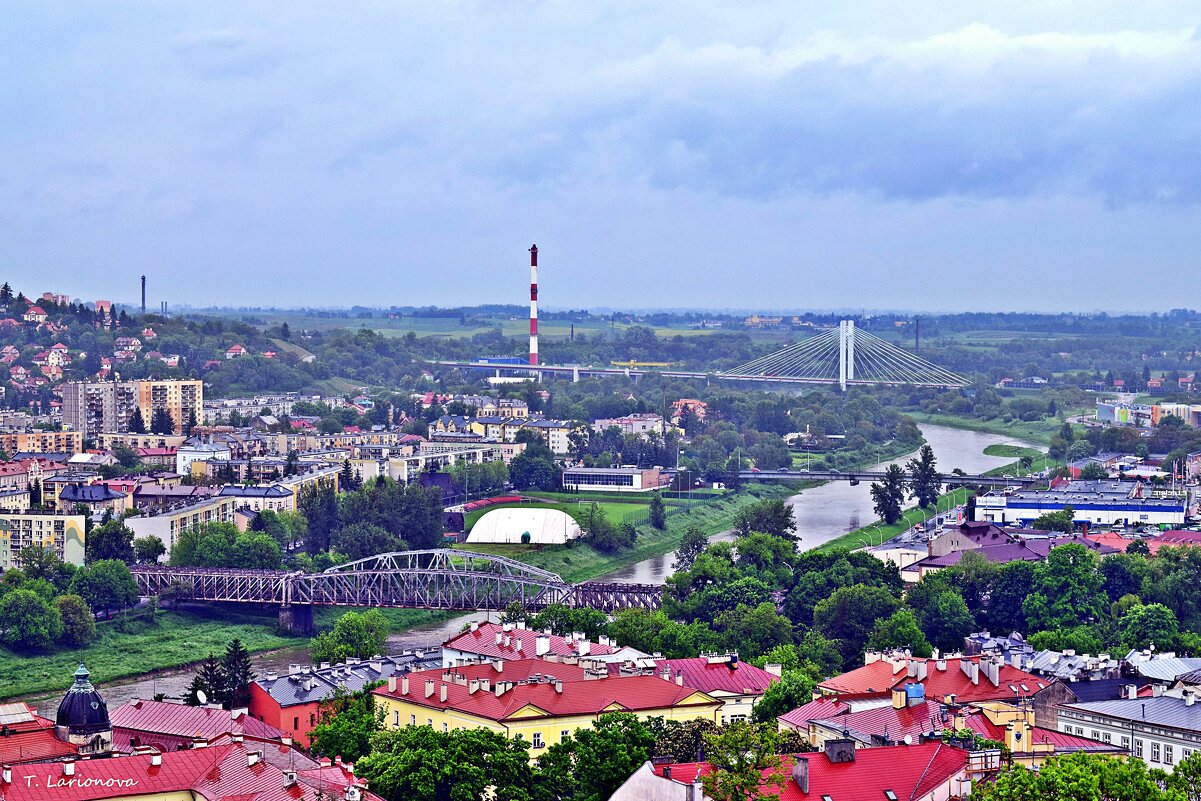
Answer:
515;639;523;653
765;663;783;678
1127;685;1138;700
150;753;161;767
493;659;504;673
660;668;672;682
578;640;591;657
536;634;551;656
469;679;480;695
791;755;810;793
248;751;263;767
554;680;563;694
440;684;448;703
823;738;856;763
470;621;479;632
1187;691;1196;707
495;632;504;645
388;676;397;693
676;673;684;686
283;770;298;788
425;679;436;698
402;676;410;696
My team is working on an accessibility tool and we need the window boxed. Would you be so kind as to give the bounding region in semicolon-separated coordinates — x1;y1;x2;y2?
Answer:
532;732;544;749
1185;749;1193;760
1090;730;1100;741
427;718;433;727
1136;740;1144;758
293;716;299;730
1122;736;1130;750
1152;742;1161;762
1166;745;1174;764
1102;733;1112;743
1075;727;1084;736
442;722;448;733
393;711;399;727
561;730;570;742
410;714;416;726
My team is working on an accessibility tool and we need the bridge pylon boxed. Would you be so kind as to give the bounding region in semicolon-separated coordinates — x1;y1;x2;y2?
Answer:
278;603;314;635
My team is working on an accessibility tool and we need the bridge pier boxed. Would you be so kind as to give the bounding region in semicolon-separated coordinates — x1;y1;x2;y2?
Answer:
278;603;314;635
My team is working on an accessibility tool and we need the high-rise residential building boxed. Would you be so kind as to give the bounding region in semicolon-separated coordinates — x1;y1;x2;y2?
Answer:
61;380;203;439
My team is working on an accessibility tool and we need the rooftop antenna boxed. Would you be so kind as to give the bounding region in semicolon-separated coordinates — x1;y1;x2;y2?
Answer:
141;275;146;314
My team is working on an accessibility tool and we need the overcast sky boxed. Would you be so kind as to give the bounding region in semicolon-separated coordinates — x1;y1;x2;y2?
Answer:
2;2;1200;313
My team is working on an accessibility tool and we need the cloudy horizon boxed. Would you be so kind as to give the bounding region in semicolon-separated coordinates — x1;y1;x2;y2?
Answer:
3;2;1200;313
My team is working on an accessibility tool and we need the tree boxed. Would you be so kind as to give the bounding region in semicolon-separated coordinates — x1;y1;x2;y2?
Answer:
221;639;255;709
309;687;383;761
18;545;74;592
128;406;148;434
1078;462;1109;480
283;449;300;477
906;444;942;508
357;726;537;801
185;654;226;705
150;407;175;435
84;519;136;564
0;282;12;303
299;482;339;554
751;670;815;723
133;536;166;564
701;721;787;801
870;464;907;524
674;526;709;571
529;604;608;639
921;591;976;653
734;498;796;540
813;584;901;668
68;559;139;616
280;321;291;340
0;588;63;651
1169;750;1201;801
509;447;559;491
55;594;97;647
1023;543;1105;632
986;560;1035;634
310;610;390;664
535;712;655;801
648;491;667;530
332;522;402;562
113;443;141;469
980;750;1176;801
866;609;933;657
1120;603;1180;651
1031;507;1075;533
28;478;41;507
652;718;719;763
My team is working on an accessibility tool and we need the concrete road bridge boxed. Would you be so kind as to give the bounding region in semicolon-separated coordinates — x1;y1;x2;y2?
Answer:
131;549;661;634
738;470;1038;487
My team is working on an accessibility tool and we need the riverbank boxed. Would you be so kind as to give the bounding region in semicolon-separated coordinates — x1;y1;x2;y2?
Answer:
0;604;454;701
902;411;1063;445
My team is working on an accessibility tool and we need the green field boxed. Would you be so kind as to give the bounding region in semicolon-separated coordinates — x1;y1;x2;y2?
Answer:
904;411;1068;446
982;443;1041;459
814;488;974;554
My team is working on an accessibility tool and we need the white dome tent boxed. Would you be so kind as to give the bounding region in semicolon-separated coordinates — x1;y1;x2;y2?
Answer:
465;507;582;545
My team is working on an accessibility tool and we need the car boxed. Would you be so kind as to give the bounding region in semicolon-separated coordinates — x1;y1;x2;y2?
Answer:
779;467;790;472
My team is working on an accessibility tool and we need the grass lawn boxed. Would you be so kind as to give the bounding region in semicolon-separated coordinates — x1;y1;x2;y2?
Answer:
982;444;1042;459
904;411;1068;446
814;488;973;553
0;608;303;700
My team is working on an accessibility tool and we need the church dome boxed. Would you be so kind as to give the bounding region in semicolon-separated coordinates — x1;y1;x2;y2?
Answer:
56;663;110;735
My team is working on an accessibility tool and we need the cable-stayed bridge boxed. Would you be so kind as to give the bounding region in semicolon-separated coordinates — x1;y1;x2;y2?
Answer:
435;320;968;390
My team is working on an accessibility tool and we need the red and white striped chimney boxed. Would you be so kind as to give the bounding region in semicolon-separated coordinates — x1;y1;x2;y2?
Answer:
528;244;539;365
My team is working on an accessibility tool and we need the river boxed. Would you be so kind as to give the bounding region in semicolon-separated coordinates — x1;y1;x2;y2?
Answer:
600;423;1039;584
28;423;1034;709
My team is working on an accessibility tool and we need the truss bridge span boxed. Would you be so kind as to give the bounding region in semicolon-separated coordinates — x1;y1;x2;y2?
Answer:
130;549;661;634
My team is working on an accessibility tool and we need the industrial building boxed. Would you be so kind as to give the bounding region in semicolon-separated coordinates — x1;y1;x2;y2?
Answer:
975;480;1188;528
560;466;664;493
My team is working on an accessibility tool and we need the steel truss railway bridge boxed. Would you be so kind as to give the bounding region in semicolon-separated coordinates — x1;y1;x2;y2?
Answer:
131;549;660;634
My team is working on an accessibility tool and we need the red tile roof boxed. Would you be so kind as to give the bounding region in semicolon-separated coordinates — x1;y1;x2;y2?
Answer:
811;700;945;741
818;656;1049;703
0;743;374;801
651;657;778;696
0;705;77;765
373;659;719;722
961;714;1120;753
444;622;619;661
1148;530;1201;556
654;743;968;801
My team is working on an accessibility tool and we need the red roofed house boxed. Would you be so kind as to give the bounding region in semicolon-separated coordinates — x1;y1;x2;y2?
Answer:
23;306;47;323
226;344;248;359
817;652;1050;709
372;658;722;757
799;683;1123;768
441;621;621;666
0;742;375;801
110;699;290;754
648;655;780;724
0;702;78;766
1147;529;1201;556
611;741;972;801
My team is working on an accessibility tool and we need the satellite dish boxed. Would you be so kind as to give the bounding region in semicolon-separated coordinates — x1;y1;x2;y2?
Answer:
196;690;208;704
903;735;913;745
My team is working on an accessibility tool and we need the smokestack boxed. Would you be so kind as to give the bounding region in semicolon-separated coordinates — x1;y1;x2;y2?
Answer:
529;244;539;365
915;316;920;353
141;275;146;314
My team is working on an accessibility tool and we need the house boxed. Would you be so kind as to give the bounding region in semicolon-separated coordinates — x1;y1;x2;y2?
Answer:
218;484;295;513
22;305;48;323
248;651;443;747
225;344;248;359
0;702;78;766
611;741;972;801
110;698;290;754
0;742;375;801
442;621;621;666
816;652;1050;710
521;418;575;454
56;483;130;515
670;398;707;424
647;655;780;724
372;658;722;757
1058;690;1201;772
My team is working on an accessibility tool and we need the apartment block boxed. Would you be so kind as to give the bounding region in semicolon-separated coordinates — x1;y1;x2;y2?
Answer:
0;512;87;569
62;380;203;439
